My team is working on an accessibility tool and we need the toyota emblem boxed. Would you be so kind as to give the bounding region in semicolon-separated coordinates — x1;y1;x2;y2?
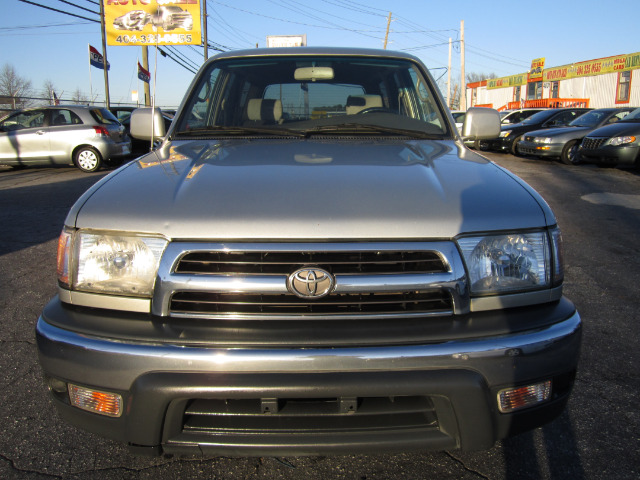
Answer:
287;267;335;299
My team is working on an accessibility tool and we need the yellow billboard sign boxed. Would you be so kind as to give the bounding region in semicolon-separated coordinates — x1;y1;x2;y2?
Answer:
528;58;545;82
104;0;201;46
543;52;640;82
487;74;527;90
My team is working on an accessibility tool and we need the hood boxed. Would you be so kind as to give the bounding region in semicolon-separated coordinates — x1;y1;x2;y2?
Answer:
525;125;589;141
586;120;640;138
68;139;553;240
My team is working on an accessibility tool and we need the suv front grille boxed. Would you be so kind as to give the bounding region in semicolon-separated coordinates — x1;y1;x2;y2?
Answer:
581;137;607;150
154;242;468;319
170;290;452;316
175;250;447;275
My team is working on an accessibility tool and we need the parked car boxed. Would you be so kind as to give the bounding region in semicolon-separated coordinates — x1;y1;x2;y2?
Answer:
579;107;640;168
484;107;592;155
0;105;131;172
450;110;465;133
517;107;634;164
500;108;547;125
109;106;137;123
36;47;580;457
474;108;548;150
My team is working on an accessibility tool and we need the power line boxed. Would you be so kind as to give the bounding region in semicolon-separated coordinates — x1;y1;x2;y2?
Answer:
17;0;99;22
54;0;98;16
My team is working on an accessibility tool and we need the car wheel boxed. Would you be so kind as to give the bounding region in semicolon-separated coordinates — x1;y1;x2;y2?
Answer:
510;135;523;156
560;140;581;165
74;147;102;173
474;140;490;151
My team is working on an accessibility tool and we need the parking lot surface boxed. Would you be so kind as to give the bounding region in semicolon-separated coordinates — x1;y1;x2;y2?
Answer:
0;153;638;479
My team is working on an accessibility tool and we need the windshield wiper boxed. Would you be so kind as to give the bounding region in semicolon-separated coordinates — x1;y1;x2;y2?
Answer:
174;125;305;138
302;123;441;139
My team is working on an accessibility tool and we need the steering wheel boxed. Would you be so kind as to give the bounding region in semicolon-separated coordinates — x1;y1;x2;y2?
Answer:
356;107;395;115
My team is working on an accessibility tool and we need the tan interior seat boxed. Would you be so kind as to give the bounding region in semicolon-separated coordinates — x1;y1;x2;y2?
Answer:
345;95;383;115
247;99;283;124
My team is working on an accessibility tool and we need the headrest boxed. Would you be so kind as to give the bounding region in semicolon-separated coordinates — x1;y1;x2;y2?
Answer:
247;99;283;123
345;95;383;114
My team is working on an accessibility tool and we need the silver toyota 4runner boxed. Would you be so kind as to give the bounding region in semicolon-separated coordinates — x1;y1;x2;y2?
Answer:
36;47;581;456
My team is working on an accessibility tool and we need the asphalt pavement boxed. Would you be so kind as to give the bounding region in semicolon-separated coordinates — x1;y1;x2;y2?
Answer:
0;153;638;479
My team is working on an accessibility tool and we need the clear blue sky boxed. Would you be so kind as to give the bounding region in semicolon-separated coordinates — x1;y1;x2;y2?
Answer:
2;0;638;108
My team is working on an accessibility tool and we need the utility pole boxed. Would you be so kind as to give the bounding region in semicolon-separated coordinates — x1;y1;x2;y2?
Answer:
383;12;392;49
99;0;110;108
460;20;466;111
141;46;151;106
447;38;452;108
203;0;208;61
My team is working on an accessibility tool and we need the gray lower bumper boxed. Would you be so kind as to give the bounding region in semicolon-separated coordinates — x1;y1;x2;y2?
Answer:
36;307;581;455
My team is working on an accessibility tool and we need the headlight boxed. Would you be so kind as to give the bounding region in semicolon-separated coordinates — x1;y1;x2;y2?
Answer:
58;229;168;297
499;130;512;138
457;229;562;295
533;137;552;144
609;135;636;146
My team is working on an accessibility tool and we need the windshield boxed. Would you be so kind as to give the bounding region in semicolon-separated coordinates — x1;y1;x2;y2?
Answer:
568;110;607;127
175;55;449;138
621;107;640;122
521;110;555;125
91;108;120;125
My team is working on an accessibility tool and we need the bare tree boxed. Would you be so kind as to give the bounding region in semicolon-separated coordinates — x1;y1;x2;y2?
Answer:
42;79;58;105
466;72;497;84
0;64;33;109
71;87;89;104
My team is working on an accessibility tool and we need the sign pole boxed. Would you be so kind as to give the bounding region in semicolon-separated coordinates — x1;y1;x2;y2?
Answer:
99;0;111;108
88;43;93;104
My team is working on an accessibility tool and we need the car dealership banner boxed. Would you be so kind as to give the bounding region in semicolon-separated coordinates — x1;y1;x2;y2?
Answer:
104;0;201;46
543;52;640;82
488;52;640;90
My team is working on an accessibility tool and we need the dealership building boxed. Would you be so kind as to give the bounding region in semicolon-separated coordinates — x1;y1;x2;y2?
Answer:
465;51;640;111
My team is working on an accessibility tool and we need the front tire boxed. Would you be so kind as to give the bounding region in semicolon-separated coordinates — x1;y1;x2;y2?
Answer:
74;147;102;173
510;135;523;156
560;140;581;165
475;139;490;151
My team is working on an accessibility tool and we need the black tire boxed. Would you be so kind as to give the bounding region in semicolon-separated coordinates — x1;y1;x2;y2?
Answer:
74;147;102;173
474;139;490;151
560;140;581;165
510;135;523;156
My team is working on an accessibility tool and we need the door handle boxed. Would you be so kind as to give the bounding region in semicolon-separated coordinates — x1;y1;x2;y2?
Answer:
36;130;46;135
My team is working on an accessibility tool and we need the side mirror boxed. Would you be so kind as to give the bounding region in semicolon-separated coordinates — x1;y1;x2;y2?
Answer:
461;107;501;140
130;107;166;141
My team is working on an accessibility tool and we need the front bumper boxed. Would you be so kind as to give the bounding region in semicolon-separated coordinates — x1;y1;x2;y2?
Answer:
517;140;563;158
36;298;581;456
580;144;640;166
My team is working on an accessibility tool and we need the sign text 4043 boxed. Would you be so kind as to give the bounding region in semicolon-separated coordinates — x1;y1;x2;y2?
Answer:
115;34;193;45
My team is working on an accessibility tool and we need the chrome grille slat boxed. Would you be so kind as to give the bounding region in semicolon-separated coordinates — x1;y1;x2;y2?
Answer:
153;242;469;318
175;250;447;275
170;291;452;316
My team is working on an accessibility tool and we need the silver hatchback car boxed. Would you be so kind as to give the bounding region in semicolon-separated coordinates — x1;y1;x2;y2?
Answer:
0;105;131;172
